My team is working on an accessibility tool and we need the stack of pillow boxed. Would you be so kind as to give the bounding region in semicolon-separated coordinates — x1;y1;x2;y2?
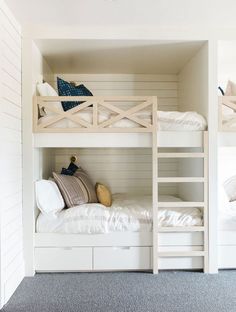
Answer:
218;80;236;96
35;163;112;218
36;77;93;117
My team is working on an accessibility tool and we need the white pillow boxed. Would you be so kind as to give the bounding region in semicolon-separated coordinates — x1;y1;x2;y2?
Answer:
223;175;236;202
225;80;236;96
35;180;65;217
37;82;62;116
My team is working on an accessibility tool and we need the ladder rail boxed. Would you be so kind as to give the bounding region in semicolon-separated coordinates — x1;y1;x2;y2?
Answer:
154;131;208;273
203;131;209;273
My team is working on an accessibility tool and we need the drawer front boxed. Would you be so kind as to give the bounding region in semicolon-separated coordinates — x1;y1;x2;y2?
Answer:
94;246;151;270
218;246;236;269
35;247;92;271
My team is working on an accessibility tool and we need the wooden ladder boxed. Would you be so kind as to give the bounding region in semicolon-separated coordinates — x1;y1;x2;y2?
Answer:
152;131;208;273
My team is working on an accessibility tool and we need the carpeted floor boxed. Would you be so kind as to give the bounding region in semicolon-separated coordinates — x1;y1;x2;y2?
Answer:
1;271;236;312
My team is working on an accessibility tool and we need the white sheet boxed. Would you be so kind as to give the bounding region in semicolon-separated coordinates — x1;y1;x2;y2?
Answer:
38;109;207;131
36;194;203;234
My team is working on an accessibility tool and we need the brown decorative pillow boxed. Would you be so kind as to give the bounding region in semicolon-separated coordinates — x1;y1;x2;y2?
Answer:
74;168;97;203
95;183;112;207
53;172;89;208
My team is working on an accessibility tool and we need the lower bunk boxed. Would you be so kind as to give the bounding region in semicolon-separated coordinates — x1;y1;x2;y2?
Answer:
218;210;236;269
35;194;204;272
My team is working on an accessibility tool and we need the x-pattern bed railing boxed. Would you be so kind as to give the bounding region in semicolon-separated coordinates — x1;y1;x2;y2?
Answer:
33;96;158;133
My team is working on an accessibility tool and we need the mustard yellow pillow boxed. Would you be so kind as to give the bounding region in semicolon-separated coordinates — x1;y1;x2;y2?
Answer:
95;183;112;207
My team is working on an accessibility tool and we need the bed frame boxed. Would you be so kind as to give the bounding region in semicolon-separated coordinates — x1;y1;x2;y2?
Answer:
33;95;209;273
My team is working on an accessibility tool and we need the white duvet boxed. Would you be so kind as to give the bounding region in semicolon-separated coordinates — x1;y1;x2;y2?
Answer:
36;194;203;234
38;109;207;131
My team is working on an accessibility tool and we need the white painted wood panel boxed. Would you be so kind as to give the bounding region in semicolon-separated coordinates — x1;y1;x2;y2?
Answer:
22;39;55;278
52;148;178;195
0;2;24;307
37;71;180;199
35;247;93;271
93;247;151;270
51;73;179;111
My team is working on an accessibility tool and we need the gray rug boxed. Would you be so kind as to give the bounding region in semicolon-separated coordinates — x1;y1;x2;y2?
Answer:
1;271;236;312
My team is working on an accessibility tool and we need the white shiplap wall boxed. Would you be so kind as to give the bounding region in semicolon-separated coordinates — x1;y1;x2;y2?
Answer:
0;1;24;307
51;73;178;111
44;73;179;196
53;148;178;195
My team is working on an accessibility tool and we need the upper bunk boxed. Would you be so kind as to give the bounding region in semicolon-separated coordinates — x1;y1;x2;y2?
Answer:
31;39;209;148
218;40;236;145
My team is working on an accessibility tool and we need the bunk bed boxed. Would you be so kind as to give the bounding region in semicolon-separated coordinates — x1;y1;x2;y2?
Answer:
33;95;209;273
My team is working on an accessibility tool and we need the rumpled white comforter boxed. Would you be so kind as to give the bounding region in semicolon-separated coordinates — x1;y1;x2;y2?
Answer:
38;109;207;131
36;194;203;234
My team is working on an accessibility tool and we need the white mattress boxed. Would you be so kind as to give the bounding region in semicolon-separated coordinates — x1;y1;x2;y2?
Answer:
36;194;203;234
38;109;207;131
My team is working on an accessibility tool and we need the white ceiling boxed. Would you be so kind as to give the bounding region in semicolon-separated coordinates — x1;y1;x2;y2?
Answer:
35;39;204;74
5;0;236;28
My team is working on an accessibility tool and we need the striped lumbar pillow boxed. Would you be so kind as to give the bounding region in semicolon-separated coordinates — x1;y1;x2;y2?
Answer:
74;168;98;203
53;172;89;207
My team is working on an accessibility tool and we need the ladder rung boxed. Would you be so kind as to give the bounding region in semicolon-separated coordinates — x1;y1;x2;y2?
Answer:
158;201;205;208
157;177;205;183
158;251;206;257
158;226;205;232
157;153;205;158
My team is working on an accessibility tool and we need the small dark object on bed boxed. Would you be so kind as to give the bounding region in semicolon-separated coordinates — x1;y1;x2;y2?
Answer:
218;86;225;95
61;162;79;176
61;168;74;176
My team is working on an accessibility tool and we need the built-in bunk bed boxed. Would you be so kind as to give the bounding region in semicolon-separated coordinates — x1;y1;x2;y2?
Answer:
33;87;208;273
217;40;236;269
30;39;209;273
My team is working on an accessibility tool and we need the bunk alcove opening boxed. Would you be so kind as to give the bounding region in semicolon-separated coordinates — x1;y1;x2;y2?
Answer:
218;41;236;134
29;38;210;273
32;38;209;147
34;146;207;272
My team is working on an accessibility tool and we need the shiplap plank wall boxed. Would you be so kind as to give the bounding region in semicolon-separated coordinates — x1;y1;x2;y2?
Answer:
0;2;24;306
50;73;178;111
45;73;179;195
51;148;177;195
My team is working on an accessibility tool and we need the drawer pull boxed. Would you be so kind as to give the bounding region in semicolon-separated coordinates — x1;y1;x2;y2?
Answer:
113;247;131;250
62;247;73;251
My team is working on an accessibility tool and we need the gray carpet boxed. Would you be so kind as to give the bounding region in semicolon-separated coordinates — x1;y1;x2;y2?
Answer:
1;271;236;312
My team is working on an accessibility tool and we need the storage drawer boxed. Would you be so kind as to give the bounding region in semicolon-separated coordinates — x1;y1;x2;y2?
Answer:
218;245;236;269
94;246;151;270
35;247;92;271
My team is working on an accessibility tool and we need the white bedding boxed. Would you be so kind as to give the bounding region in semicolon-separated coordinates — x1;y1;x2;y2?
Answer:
219;199;236;231
38;109;207;131
36;194;203;234
223;114;236;129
